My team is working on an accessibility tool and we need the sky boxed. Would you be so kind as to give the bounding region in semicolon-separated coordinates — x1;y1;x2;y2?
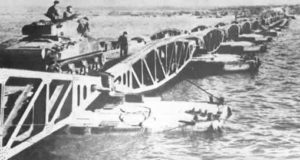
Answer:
0;0;300;8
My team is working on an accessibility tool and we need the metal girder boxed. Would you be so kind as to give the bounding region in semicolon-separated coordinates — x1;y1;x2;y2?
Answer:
108;38;196;94
0;69;109;160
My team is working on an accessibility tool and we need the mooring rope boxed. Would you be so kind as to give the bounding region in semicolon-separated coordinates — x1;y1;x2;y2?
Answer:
186;79;224;104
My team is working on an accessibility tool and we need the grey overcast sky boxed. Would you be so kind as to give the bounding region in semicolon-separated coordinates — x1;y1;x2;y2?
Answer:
1;0;299;7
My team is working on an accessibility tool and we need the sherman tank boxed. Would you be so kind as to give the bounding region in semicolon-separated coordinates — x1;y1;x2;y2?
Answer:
0;17;117;75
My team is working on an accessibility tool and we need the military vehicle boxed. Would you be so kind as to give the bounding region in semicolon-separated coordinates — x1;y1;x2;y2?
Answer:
0;17;117;75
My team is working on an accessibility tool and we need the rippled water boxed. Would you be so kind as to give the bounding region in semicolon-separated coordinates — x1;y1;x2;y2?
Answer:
161;18;300;160
3;8;300;160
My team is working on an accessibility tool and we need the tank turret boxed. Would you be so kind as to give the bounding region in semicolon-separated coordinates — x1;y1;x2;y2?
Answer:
22;19;79;38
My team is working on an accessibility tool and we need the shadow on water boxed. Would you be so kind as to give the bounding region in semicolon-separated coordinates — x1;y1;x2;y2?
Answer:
12;125;225;160
165;126;225;141
13;134;65;160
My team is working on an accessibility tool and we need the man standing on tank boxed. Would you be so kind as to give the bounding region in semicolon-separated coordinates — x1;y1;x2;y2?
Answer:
46;0;60;23
118;31;128;58
77;17;91;37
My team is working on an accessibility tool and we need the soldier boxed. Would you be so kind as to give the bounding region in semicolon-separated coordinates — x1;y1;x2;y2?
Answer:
118;31;128;57
46;0;60;23
77;17;90;37
63;5;75;20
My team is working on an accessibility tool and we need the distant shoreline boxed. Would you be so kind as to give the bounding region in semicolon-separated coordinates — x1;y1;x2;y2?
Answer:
0;4;300;11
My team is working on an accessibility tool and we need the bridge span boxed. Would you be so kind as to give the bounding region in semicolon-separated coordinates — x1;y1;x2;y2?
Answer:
0;12;289;159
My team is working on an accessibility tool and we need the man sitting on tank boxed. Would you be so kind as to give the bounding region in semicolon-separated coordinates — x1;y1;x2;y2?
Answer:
63;5;77;20
45;0;60;23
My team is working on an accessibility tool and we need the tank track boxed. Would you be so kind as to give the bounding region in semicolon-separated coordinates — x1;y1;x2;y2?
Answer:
46;47;119;76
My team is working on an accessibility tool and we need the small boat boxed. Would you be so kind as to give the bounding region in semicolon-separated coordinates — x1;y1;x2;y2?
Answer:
255;24;281;37
257;29;279;37
238;33;272;44
218;41;267;54
191;54;261;72
67;96;232;133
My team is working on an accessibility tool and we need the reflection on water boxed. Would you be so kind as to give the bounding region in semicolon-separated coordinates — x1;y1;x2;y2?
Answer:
2;8;300;160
